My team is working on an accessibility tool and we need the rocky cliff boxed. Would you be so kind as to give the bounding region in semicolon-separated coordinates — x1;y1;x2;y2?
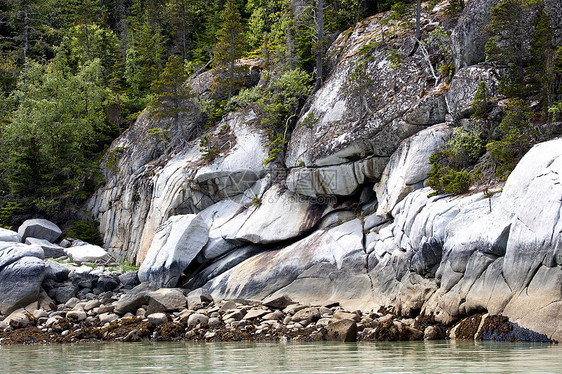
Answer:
88;0;562;342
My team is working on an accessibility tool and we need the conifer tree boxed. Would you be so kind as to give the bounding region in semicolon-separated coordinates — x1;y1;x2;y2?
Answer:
213;0;246;100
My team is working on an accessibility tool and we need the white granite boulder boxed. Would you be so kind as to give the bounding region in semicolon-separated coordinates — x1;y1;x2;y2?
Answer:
138;214;209;288
17;219;62;243
65;244;110;263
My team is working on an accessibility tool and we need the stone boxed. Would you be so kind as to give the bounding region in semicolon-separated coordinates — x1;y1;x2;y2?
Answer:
138;214;209;288
65;244;110;263
95;276;120;293
147;288;187;314
219;300;238;312
187;288;213;310
99;313;119;324
119;271;140;289
0;243;45;269
0;256;45;315
114;283;152;315
223;184;334;244
67;309;87;321
333;311;360;322
147;312;168;325
424;325;445;340
187;313;209;327
84;299;101;311
292;307;321;325
18;219;62;243
446;64;500;121
44;260;70;282
262;295;294;309
451;0;499;70
0;228;19;243
4;308;34;329
326;319;358;342
51;285;79;305
24;238;65;258
243;309;269;320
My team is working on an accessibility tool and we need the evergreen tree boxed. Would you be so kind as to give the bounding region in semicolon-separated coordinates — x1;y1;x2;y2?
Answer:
213;0;246;100
150;55;195;126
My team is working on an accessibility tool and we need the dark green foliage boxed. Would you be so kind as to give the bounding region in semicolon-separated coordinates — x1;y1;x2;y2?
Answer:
149;55;194;121
487;99;538;179
66;218;104;246
428;127;486;195
472;82;490;118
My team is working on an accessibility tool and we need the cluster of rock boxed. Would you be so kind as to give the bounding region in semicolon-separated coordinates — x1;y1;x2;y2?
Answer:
2;284;550;345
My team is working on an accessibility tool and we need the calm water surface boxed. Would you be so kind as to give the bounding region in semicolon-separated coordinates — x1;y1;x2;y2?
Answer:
0;340;560;373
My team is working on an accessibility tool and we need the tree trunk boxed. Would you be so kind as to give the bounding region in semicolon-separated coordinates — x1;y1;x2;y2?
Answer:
415;0;421;41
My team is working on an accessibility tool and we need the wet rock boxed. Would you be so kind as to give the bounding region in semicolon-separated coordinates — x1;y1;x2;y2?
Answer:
423;325;445;340
118;271;140;289
18;219;62;243
51;285;79;305
43;260;69;282
95;276;119;294
326;319;358;342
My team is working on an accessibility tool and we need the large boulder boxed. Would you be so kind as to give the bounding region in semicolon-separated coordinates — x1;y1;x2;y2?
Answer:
25;238;66;258
147;288;187;314
0;243;44;269
0;228;19;243
65;244;110;263
138;214;209;288
17;219;62;243
0;256;45;315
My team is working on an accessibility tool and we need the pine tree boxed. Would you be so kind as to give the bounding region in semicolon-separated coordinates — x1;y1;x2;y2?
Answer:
150;55;194;124
213;0;246;100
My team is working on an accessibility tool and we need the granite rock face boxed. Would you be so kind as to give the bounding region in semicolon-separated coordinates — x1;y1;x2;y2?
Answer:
83;0;562;343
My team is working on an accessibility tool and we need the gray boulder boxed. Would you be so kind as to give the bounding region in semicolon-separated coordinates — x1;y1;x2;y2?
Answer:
0;243;44;269
0;256;45;315
0;228;19;243
187;288;213;310
114;283;153;315
25;238;66;258
17;219;62;243
326;319;358;342
147;288;186;314
119;271;140;289
138;214;209;288
44;259;70;282
51;284;79;305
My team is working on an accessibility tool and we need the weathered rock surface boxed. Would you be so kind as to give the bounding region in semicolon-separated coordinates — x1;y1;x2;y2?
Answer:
65;244;110;263
17;219;62;243
24;238;65;258
0;228;19;243
0;257;45;315
375;124;453;217
138;214;209;288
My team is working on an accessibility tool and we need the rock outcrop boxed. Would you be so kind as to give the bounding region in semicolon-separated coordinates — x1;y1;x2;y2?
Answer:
79;0;562;343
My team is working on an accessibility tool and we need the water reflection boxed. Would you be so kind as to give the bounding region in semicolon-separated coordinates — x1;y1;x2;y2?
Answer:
0;340;560;373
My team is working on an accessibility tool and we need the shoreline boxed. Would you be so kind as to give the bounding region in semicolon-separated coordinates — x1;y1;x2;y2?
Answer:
0;285;555;345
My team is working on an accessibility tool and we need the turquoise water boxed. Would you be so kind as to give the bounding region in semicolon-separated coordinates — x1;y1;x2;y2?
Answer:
0;340;560;373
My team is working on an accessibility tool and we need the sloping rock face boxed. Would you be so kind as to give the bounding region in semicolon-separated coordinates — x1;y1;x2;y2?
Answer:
89;0;562;342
